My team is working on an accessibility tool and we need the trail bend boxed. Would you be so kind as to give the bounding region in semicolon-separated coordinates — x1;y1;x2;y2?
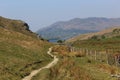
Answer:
22;47;59;80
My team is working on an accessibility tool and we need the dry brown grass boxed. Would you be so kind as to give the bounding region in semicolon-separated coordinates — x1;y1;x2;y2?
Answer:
52;45;70;55
0;27;50;50
49;57;93;80
97;64;118;74
52;45;86;57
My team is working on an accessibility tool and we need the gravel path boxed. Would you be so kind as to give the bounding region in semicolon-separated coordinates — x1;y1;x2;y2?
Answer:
22;47;59;80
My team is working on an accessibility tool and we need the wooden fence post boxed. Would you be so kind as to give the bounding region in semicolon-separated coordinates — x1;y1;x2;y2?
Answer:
106;49;109;64
95;50;97;60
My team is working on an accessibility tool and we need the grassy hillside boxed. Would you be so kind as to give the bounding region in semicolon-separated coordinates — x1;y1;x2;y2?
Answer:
71;28;120;50
66;27;120;43
72;36;120;50
0;27;52;80
0;16;37;38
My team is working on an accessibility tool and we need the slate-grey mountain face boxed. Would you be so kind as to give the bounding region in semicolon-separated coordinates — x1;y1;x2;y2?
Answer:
37;17;120;40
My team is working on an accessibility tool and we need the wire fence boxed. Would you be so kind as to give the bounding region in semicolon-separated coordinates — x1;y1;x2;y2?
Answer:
70;47;120;79
70;47;120;67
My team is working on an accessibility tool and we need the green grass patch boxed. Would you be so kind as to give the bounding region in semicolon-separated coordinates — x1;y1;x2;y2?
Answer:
72;36;120;50
0;41;52;80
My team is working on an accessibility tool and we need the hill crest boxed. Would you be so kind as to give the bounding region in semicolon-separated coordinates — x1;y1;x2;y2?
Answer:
37;17;120;40
66;27;120;43
0;16;37;38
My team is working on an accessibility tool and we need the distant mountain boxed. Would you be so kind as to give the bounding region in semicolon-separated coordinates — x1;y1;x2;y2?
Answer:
37;17;120;40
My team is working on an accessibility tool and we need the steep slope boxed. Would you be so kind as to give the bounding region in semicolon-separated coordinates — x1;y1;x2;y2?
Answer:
37;17;120;40
0;16;37;38
0;17;52;80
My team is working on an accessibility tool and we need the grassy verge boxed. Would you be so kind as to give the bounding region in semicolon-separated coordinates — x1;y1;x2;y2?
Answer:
32;57;93;80
32;45;118;80
32;56;117;80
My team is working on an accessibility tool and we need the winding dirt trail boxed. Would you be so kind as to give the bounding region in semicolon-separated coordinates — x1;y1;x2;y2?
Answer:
22;47;59;80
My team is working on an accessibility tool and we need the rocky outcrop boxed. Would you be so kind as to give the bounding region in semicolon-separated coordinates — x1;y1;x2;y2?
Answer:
0;16;36;38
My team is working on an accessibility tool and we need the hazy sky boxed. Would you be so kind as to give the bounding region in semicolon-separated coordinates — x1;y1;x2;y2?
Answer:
0;0;120;32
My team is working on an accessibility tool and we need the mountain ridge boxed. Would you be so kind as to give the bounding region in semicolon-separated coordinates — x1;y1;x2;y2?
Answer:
37;17;120;40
